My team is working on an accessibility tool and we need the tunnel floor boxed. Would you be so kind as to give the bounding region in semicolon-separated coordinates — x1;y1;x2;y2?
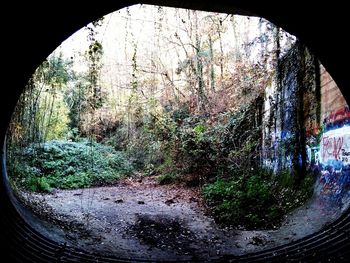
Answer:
18;176;350;261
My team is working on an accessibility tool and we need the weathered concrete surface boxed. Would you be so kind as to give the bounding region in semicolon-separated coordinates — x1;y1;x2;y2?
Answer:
321;65;348;122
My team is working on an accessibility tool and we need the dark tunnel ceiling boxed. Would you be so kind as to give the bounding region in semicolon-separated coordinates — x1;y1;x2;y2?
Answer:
1;0;350;261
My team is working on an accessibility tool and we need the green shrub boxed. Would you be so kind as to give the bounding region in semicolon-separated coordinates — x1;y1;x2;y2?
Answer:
8;140;134;191
203;169;314;229
28;177;52;192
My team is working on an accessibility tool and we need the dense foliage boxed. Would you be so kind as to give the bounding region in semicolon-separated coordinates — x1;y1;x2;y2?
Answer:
8;140;133;192
203;170;314;229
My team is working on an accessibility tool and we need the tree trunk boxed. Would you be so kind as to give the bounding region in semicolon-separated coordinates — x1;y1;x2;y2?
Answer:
208;35;215;92
194;12;206;113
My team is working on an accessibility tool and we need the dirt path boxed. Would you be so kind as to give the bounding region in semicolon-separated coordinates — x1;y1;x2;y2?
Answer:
21;176;349;261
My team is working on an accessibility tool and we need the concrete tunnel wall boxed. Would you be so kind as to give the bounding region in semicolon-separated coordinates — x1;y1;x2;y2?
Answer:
1;0;350;261
262;42;350;209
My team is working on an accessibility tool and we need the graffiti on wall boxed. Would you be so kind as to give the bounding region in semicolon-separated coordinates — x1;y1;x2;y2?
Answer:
320;126;350;167
304;107;350;206
260;43;350;207
323;106;350;127
306;107;350;168
314;117;350;206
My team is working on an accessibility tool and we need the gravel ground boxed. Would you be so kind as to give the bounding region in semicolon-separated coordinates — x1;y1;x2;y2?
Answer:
19;176;349;261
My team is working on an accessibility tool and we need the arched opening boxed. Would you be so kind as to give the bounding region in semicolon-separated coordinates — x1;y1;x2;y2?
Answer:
0;1;350;262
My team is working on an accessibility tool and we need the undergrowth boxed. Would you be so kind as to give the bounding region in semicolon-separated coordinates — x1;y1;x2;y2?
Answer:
8;140;133;192
203;169;315;229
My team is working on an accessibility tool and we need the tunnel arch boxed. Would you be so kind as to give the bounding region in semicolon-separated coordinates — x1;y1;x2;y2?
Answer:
1;1;350;261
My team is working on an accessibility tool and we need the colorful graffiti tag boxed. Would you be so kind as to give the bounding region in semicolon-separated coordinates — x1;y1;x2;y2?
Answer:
324;106;350;127
315;124;350;207
320;126;350;168
303;106;350;207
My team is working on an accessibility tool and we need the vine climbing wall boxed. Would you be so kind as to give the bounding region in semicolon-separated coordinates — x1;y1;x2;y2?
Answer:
262;42;318;174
